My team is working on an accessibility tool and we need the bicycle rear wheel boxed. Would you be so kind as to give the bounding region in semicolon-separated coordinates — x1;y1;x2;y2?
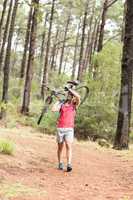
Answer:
37;106;48;125
75;85;89;105
37;95;53;125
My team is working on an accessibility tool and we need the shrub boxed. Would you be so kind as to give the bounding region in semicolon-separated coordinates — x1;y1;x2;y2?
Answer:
0;139;14;155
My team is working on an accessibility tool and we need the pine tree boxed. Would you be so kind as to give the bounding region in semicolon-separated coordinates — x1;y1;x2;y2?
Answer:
114;0;133;149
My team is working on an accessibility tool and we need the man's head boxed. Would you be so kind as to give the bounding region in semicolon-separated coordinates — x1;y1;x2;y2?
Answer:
66;91;74;102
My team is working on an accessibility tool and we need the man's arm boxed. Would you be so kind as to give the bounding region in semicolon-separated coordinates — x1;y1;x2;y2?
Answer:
51;101;62;112
69;88;81;107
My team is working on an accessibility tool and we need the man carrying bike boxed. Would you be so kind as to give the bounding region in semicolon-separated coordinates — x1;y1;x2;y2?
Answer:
52;86;80;172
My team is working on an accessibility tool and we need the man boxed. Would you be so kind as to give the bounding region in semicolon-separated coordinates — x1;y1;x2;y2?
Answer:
52;88;80;172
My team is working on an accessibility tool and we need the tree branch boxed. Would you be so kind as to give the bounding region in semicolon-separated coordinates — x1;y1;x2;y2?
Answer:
103;33;120;47
106;0;118;9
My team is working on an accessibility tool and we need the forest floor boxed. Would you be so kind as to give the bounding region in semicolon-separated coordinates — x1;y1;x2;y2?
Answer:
0;125;133;200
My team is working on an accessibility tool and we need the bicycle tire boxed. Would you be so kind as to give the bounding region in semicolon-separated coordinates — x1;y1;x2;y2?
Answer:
45;95;53;104
37;106;48;125
37;113;43;125
37;93;61;125
75;85;89;105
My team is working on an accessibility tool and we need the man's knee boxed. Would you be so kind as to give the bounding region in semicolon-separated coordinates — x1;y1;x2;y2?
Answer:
58;143;64;151
65;142;72;150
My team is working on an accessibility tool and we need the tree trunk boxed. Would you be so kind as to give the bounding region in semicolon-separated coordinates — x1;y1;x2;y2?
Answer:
93;17;101;53
97;0;108;52
20;6;33;79
90;18;101;77
51;28;59;70
0;0;13;72
41;0;55;100
77;1;88;81
88;17;99;70
121;2;126;42
0;0;8;49
97;0;118;52
39;12;48;80
21;0;39;114
63;47;70;74
40;13;48;62
54;41;60;71
71;20;80;80
114;0;133;150
83;0;96;72
0;0;19;119
12;28;21;74
58;14;71;75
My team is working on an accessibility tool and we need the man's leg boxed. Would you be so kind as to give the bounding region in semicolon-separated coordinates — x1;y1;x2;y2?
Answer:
65;129;74;172
65;141;73;171
57;142;64;169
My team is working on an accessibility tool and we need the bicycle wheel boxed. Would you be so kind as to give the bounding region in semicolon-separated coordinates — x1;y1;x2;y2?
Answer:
37;96;53;125
37;106;48;125
75;85;89;105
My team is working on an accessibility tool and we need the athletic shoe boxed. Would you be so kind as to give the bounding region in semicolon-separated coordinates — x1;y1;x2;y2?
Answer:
67;164;72;172
58;162;64;170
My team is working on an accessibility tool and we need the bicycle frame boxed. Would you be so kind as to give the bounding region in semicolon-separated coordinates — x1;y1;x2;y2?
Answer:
37;81;89;125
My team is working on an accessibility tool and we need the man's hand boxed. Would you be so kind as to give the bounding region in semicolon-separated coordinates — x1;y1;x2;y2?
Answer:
51;101;62;112
68;88;81;107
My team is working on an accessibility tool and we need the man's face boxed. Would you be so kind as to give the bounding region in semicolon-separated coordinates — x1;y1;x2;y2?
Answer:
67;92;73;101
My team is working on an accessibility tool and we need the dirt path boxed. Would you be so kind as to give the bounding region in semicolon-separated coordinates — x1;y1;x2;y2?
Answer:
0;126;133;200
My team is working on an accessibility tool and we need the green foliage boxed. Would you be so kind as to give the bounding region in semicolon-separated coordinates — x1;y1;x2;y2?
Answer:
75;42;121;141
129;131;133;142
49;71;69;88
0;101;7;110
38;111;58;134
0;0;126;145
1;42;123;143
0;139;14;155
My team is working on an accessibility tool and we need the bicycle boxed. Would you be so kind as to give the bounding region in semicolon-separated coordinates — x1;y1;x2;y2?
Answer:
37;81;89;125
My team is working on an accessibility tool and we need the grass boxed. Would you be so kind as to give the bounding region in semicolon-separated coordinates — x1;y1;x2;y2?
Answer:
0;139;14;155
0;182;47;198
121;197;130;200
111;144;133;160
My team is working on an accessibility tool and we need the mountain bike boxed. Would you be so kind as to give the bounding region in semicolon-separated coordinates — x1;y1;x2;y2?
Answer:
37;81;89;125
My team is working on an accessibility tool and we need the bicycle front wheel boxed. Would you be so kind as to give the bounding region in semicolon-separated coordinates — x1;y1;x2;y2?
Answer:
75;85;89;105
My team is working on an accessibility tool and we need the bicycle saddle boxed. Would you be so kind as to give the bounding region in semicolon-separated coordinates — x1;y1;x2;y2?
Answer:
67;80;79;86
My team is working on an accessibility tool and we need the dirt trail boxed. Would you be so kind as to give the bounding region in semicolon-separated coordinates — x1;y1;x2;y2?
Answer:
0;126;133;200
